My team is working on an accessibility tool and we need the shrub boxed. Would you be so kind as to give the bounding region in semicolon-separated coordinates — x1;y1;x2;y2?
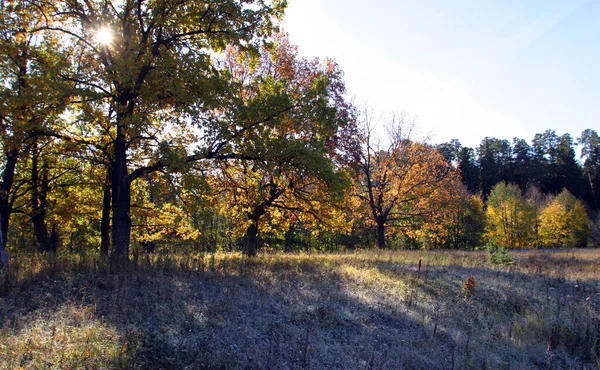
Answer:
485;244;515;265
462;275;477;302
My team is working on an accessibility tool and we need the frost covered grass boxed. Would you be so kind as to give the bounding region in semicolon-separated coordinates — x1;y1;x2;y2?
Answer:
1;248;600;369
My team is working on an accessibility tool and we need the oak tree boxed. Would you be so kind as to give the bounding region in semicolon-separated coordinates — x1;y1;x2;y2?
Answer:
208;34;355;256
0;1;69;267
354;114;453;249
37;0;285;267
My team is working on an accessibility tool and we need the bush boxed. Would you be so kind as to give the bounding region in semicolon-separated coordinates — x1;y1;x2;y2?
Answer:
462;275;477;302
485;244;515;265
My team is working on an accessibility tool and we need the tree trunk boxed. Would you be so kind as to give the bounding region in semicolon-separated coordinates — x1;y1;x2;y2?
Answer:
30;148;55;253
377;220;386;249
110;130;131;269
31;213;51;252
244;222;259;257
0;148;18;269
100;168;111;257
0;212;7;294
0;213;8;269
588;172;599;211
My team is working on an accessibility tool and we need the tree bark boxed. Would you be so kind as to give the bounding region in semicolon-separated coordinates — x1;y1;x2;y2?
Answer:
30;148;55;253
109;129;131;269
243;222;259;257
243;205;269;257
588;172;599;211
376;220;386;249
0;213;8;269
100;167;111;257
0;148;18;269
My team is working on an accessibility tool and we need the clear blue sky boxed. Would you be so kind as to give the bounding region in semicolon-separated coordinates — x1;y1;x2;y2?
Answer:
282;0;600;149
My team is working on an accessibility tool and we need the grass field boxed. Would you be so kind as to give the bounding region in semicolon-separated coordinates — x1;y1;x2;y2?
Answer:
1;248;600;369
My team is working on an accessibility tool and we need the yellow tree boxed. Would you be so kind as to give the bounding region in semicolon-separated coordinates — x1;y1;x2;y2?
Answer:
485;182;536;249
129;173;200;251
0;1;70;267
354;114;454;249
414;179;484;249
539;189;589;248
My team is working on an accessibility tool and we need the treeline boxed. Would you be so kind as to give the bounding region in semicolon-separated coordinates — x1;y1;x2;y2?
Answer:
1;1;599;273
435;130;600;248
437;130;600;209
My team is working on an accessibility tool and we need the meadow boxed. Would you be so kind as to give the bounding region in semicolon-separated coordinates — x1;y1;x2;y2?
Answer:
1;248;599;369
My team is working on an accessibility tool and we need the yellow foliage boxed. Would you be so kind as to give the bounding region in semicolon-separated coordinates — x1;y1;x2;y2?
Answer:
539;190;589;248
130;179;200;244
354;134;456;247
485;183;536;249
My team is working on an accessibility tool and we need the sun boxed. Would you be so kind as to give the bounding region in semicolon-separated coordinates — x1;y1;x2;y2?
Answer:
94;27;113;46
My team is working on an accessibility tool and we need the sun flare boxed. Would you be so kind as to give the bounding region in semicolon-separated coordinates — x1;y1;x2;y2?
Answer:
94;27;113;46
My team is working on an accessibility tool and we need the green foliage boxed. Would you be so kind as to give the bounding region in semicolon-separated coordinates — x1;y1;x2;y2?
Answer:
485;244;515;265
461;195;486;248
477;137;512;196
438;185;486;249
579;129;600;210
207;35;355;256
457;147;480;193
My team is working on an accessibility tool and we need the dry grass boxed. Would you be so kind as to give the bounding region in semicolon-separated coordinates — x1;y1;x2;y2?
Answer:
1;248;600;369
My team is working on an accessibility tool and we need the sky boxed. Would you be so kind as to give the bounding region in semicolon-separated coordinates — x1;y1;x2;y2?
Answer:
282;0;600;149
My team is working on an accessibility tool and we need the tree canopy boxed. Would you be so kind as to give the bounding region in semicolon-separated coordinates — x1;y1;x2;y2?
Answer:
0;0;598;272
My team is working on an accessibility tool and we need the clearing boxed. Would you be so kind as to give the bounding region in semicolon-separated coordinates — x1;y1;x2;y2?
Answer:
1;249;599;369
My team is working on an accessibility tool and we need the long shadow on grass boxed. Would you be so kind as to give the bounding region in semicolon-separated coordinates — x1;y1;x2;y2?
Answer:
0;256;459;370
2;253;599;369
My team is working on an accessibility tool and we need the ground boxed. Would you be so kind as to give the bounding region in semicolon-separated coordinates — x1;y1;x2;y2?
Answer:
1;249;599;369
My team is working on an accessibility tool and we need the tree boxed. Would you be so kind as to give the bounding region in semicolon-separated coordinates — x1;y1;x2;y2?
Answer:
456;146;480;193
591;217;600;248
524;185;552;248
52;105;115;256
39;0;286;267
0;1;68;268
208;35;355;256
485;182;536;249
400;176;483;250
211;157;347;256
437;181;485;249
129;173;201;251
530;130;554;191
551;134;583;197
477;137;512;197
530;130;583;196
579;129;600;211
354;114;454;249
539;189;589;248
27;139;58;252
437;139;462;164
511;138;532;192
